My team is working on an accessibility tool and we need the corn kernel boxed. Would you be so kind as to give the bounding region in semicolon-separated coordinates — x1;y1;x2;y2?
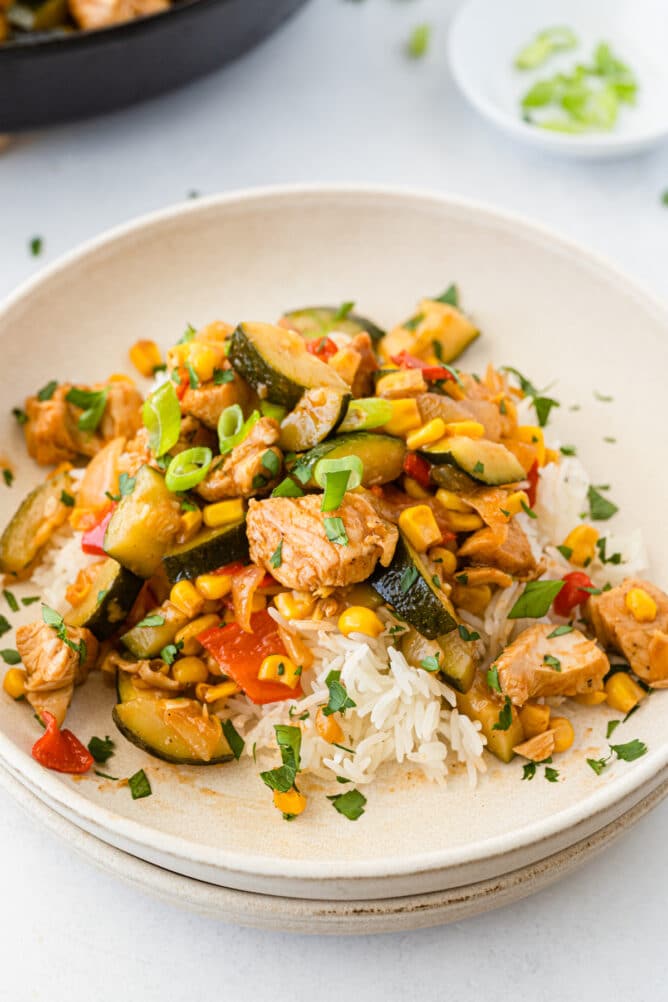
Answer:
188;342;225;383
338;605;385;638
406;418;447;451
195;573;232;601
171;656;209;685
444;510;484;533
3;668;26;700
545;448;560;465
273;788;307;816
175;614;221;655
519;703;551;739
170;580;205;618
398;504;442;552
443;420;485;439
451;584;492;616
201;680;241;703
381;399;422;437
604;672;646;714
511;425;546;466
315;706;344;744
435;488;474;513
403;476;431;500
274;591;316;621
129;339;163;378
178;508;203;544
258;654;301;689
429;546;457;576
562;524;599;567
202;498;245;528
503;490;530;518
574;690;607;706
550;716;575;753
625;587;657;624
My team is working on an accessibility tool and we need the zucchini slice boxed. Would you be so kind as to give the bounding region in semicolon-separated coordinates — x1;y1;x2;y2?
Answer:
121;601;189;658
278;387;351;453
103;465;181;578
371;533;476;692
430;463;478;493
0;469;72;574
456;678;524;763
401;627;477;694
162;520;249;584
419;437;525;486
292;432;406;488
228;322;350;410
113;671;233;766
64;558;143;641
281;305;385;344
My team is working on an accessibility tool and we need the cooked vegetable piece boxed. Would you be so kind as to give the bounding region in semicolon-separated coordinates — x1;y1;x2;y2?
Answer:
430;463;478;493
456;678;525;763
281;306;385;344
419;436;525;485
121;602;189;658
113;672;233;765
64;559;143;641
228;322;350;409
294;432;406;488
0;469;72;574
7;0;67;31
162;520;249;584
401;625;476;693
103;464;181;578
279;387;350;452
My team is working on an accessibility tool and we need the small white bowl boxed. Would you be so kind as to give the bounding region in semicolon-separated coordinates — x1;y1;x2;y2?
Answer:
448;0;668;158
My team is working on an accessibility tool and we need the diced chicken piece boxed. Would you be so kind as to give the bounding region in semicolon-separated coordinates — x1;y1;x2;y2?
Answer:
197;418;282;500
247;493;398;594
16;620;98;726
495;623;609;707
513;729;557;762
417;393;502;442
179;375;250;430
349;332;378;398
586;578;668;683
68;0;168;30
458;519;539;579
24;381;142;466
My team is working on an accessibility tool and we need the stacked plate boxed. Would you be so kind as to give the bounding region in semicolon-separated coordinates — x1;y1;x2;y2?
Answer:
1;188;667;932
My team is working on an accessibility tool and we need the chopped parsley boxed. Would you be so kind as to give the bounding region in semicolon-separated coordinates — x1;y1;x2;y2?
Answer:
0;615;11;638
0;649;21;665
42;605;86;663
65;387;109;432
492;696;513;731
508;579;564;619
543;654;561;671
559;445;577;457
160;641;183;665
29;235;43;257
603;436;616;444
533;396;560;428
128;769;152;800
178;323;197;344
557;544;573;560
323;669;356;716
587;485;618;521
547;624;574;638
431;574;442;590
221;719;245;760
3;589;18;613
60;490;75;507
434;283;459;307
324;516;348;546
522;762;537;781
135;613;165;629
2;469;13;487
260;724;302;794
213;368;235;385
37;380;58;401
327;788;366;821
455;572;469;585
587;737;647;776
595;537;622;565
106;472;136;502
606;719;621;739
21;596;40;606
400;565;419;593
458;624;480;642
544;766;560;783
87;735;115;764
487;665;501;692
269;540;283;569
473;461;485;475
272;477;304;499
12;408;28;425
403;313;424;331
594;391;613;402
332;300;355;322
185;362;199;389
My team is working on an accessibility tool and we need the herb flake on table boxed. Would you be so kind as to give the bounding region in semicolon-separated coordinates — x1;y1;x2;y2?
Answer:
327;788;367;821
128;769;152;800
29;236;43;257
87;735;115;764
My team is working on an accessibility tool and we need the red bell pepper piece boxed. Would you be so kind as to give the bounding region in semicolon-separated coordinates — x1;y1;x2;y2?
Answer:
211;561;247;577
306;337;338;362
403;452;432;489
31;712;94;774
390;352;454;382
526;461;540;508
553;572;595;618
199;609;302;705
81;505;115;555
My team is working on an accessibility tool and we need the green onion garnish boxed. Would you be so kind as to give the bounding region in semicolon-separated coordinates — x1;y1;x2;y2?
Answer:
337;398;393;433
217;405;260;455
142;380;181;456
165;446;213;492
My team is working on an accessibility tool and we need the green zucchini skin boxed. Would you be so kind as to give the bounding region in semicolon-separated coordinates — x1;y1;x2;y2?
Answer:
121;601;189;658
292;432;406;488
162;520;249;584
103;465;181;578
228;322;349;410
370;533;457;639
113;672;233;766
418;436;525;486
278;388;351;453
0;469;72;574
281;306;386;344
64;558;143;641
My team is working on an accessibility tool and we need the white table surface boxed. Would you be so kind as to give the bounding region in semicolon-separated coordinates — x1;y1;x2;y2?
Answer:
1;1;667;998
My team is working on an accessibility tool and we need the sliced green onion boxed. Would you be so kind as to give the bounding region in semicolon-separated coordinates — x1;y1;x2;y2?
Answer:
515;26;578;70
271;477;304;498
218;407;260;456
142;380;181;457
337;398;393;433
260;400;288;422
165;447;212;492
314;456;364;491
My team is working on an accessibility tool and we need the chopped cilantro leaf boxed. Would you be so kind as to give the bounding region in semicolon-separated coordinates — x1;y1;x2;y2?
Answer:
135;613;165;628
269;540;283;569
213;368;235;385
606;719;621;739
3;589;18;613
458;624;480;642
221;719;245;760
419;654;441;673
487;665;501;692
327;789;366;820
60;490;75;507
557;544;573;560
610;738;647;762
324;516;348;546
508;580;564;619
406;23;431;59
588;485;618;521
12;408;28;425
400;565;419;593
37;380;58;401
434;283;459;307
522;762;536;781
543;654;561;671
544;767;559;783
323;669;356;716
87;735;115;764
473;461;485;475
29;236;43;257
492;696;513;731
0;615;11;638
0;649;21;665
2;469;13;487
128;769;152;800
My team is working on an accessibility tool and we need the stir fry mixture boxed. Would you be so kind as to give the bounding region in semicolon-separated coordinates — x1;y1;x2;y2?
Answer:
0;0;169;45
1;287;665;821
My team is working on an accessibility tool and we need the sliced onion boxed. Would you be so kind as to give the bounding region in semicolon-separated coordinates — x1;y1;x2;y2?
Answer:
142;380;181;457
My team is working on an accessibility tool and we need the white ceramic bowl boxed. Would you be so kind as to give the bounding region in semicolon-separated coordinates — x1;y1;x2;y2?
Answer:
448;0;668;159
0;186;667;904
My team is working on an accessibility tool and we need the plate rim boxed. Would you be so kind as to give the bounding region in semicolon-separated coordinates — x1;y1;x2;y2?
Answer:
1;182;668;886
